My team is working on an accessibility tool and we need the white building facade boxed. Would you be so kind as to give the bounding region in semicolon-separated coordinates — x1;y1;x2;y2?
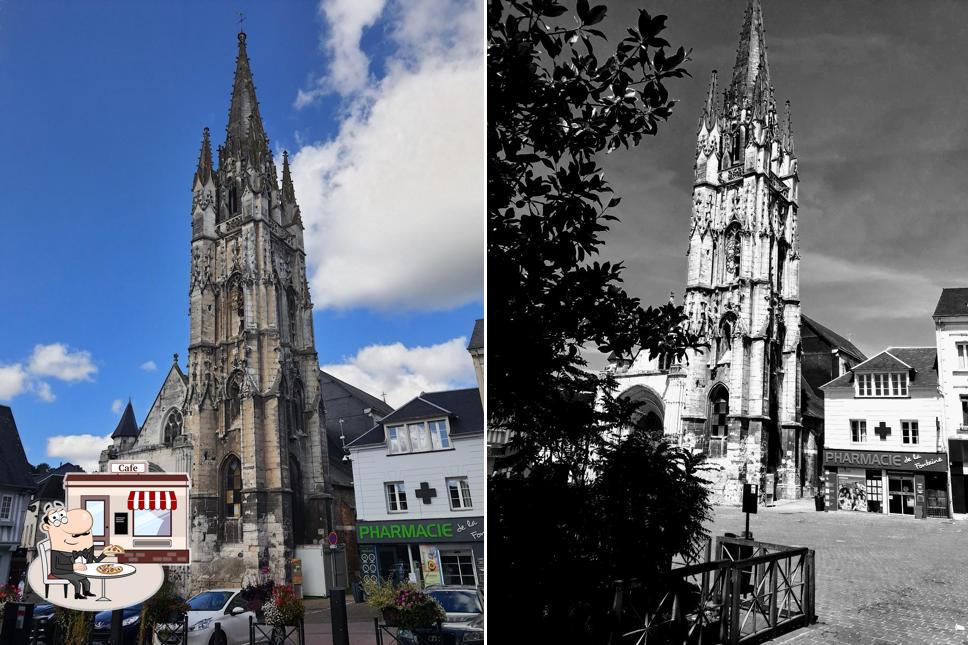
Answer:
820;348;949;518
932;288;968;513
347;389;484;590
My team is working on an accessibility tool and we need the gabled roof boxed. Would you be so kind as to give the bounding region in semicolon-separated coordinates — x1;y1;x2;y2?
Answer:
348;388;483;448
34;462;84;485
468;319;484;351
319;369;396;485
852;351;911;372
111;401;140;439
933;288;968;318
822;347;938;389
801;314;866;362
320;370;393;418
0;406;40;489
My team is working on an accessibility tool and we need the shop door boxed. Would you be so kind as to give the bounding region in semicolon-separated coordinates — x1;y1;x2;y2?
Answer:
925;472;950;518
81;496;110;547
888;475;915;516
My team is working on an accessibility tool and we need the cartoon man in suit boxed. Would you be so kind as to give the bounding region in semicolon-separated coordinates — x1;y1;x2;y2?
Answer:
41;502;121;599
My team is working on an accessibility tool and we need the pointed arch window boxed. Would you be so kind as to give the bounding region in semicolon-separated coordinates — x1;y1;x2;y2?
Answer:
228;185;239;214
225;372;243;430
221;455;243;543
707;385;729;458
287;289;298;345
724;227;741;278
231;282;245;336
164;409;183;445
290;382;304;436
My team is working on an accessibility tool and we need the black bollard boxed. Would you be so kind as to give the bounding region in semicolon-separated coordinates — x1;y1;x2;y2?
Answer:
330;587;350;645
110;609;123;645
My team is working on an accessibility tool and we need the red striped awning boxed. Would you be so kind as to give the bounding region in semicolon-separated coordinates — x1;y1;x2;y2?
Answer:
127;491;177;511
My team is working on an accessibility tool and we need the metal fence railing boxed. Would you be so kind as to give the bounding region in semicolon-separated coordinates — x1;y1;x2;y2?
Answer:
248;616;305;645
610;535;815;645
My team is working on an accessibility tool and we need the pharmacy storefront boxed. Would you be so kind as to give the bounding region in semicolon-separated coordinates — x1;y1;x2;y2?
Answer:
358;516;483;589
823;449;949;519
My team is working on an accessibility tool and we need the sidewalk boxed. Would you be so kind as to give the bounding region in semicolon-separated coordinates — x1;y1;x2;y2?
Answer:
303;596;382;645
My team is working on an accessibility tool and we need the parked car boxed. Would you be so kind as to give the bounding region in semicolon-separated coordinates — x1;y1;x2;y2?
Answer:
398;586;484;645
91;603;144;645
30;603;56;644
155;589;263;645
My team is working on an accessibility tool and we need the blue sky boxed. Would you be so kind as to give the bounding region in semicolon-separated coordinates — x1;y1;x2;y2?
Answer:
0;0;484;470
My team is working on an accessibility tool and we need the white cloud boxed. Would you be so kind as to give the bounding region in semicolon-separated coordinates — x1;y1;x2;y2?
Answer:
46;433;112;473
292;0;485;312
321;337;475;407
35;382;55;403
111;399;123;415
27;343;97;381
296;0;388;106
140;360;157;372
0;342;98;402
0;364;28;401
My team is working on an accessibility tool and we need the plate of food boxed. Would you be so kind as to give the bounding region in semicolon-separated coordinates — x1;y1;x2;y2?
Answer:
96;564;124;575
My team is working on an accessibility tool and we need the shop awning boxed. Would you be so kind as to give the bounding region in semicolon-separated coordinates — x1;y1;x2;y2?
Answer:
127;490;178;511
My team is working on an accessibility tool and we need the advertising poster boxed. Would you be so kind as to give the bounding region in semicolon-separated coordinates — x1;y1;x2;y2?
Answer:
837;471;868;512
419;545;443;587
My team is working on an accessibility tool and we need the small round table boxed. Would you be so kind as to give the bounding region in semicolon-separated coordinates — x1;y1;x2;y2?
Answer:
80;563;137;602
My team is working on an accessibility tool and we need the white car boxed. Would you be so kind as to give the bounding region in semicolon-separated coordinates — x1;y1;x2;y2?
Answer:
155;588;265;645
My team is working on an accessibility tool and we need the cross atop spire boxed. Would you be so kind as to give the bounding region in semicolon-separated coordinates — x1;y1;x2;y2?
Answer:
224;29;268;165
728;0;770;108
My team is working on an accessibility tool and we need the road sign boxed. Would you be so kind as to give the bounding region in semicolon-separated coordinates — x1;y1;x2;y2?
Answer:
328;531;339;546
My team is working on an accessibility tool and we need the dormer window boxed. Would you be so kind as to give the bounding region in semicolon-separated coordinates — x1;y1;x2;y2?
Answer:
386;418;452;454
855;372;908;398
957;342;968;369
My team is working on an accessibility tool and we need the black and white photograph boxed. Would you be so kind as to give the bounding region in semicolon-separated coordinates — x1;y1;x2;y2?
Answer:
491;0;968;643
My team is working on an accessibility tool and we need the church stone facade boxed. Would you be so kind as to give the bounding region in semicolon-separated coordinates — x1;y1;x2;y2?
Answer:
610;0;806;505
102;31;332;593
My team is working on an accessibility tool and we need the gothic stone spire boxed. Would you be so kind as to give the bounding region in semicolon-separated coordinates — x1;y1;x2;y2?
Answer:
728;0;770;109
195;127;213;186
224;31;269;165
699;69;720;129
281;150;296;204
782;99;795;153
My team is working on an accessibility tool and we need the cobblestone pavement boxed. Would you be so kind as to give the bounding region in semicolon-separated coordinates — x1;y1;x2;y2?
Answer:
707;500;968;645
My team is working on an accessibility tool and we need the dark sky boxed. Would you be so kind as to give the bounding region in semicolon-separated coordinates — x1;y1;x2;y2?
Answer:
594;0;968;360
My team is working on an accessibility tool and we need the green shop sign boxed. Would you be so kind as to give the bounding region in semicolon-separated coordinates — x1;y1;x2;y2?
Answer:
358;516;484;544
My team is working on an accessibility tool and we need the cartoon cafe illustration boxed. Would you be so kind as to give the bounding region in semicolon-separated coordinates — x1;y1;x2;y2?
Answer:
63;463;190;563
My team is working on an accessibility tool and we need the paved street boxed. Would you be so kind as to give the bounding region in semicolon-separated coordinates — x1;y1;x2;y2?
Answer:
707;501;968;645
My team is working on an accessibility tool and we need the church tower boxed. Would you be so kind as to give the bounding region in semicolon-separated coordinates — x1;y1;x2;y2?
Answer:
680;0;801;503
184;30;330;589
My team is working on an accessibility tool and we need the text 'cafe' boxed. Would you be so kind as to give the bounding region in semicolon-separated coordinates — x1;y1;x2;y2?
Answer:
823;449;950;519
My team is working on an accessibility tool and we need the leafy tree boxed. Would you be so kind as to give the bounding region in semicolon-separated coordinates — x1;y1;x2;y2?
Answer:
488;0;711;640
32;463;50;474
